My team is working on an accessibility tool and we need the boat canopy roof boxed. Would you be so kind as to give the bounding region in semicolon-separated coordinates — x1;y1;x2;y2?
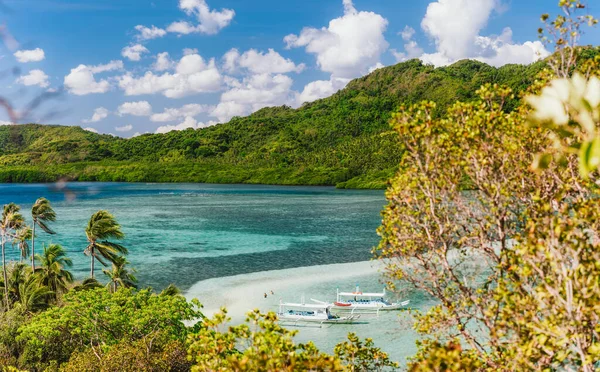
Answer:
338;292;385;297
280;302;330;309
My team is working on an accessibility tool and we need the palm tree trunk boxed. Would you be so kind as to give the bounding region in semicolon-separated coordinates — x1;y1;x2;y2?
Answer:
1;238;9;309
31;223;36;271
90;252;95;278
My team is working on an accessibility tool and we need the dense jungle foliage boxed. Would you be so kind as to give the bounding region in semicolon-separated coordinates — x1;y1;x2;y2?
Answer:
0;59;547;188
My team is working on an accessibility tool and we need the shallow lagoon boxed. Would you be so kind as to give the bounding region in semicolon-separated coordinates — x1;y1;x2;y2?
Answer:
0;182;423;364
0;183;385;289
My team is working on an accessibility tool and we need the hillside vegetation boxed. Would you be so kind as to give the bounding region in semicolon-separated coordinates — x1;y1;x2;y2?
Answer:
0;59;546;188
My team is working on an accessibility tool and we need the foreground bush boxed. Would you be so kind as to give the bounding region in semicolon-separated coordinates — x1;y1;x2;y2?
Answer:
15;288;203;370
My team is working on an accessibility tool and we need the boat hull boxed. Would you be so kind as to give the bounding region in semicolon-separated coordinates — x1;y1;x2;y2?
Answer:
332;300;410;311
278;314;359;324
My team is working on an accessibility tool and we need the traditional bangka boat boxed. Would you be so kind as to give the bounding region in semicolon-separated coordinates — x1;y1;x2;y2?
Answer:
277;300;360;325
332;285;410;310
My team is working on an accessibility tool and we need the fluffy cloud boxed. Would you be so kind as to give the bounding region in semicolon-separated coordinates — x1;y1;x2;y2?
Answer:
117;101;153;116
121;44;149;62
117;53;222;98
135;25;167;41
210;101;247;123
115;124;133;132
416;0;549;67
153;52;174;71
223;48;305;75
399;26;416;41
183;48;198;56
369;63;385;73
64;60;123;95
298;77;349;104
473;28;550;67
211;74;296;122
222;49;239;74
421;0;497;62
14;48;45;63
155;116;209;133
284;0;388;79
16;69;49;88
167;0;235;35
391;27;424;63
83;127;99;133
150;103;212;122
83;107;109;123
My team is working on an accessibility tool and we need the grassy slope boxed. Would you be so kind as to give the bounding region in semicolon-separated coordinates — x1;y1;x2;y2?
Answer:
0;59;546;188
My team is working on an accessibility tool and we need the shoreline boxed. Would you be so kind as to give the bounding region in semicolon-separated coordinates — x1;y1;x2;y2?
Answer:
184;260;385;319
0;179;387;190
184;260;424;365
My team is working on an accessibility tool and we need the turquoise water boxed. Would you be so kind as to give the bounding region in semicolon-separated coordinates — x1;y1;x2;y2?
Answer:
0;183;386;290
0;182;430;364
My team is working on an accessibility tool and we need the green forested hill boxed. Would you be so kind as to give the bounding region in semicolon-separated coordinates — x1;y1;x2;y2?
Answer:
0;59;546;188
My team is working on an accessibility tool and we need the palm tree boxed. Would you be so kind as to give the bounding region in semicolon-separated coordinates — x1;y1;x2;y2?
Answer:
13;226;32;263
103;256;137;293
160;284;181;297
35;244;73;298
84;210;128;278
0;262;28;306
72;277;103;292
31;198;57;271
1;203;24;308
18;276;53;313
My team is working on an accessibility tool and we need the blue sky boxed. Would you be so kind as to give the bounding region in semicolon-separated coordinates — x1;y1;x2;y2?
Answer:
1;0;599;136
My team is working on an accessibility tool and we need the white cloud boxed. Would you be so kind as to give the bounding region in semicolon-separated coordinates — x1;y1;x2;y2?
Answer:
153;52;175;71
150;103;212;122
210;101;247;123
89;60;123;73
83;107;109;123
166;21;197;35
417;0;549;67
183;48;199;56
156;116;209;133
390;25;425;63
167;0;235;35
298;77;349;104
369;63;385;73
418;52;453;67
117;101;153;116
473;28;550;67
0;120;14;125
117;53;222;98
421;0;496;62
121;44;149;62
83;127;98;133
222;48;240;74
211;73;296;122
284;0;388;79
64;60;123;95
14;48;45;63
224;48;305;75
115;124;133;132
135;25;167;41
399;26;415;41
16;69;49;88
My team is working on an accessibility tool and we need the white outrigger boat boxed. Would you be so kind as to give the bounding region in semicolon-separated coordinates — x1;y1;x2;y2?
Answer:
333;285;410;311
277;300;360;325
